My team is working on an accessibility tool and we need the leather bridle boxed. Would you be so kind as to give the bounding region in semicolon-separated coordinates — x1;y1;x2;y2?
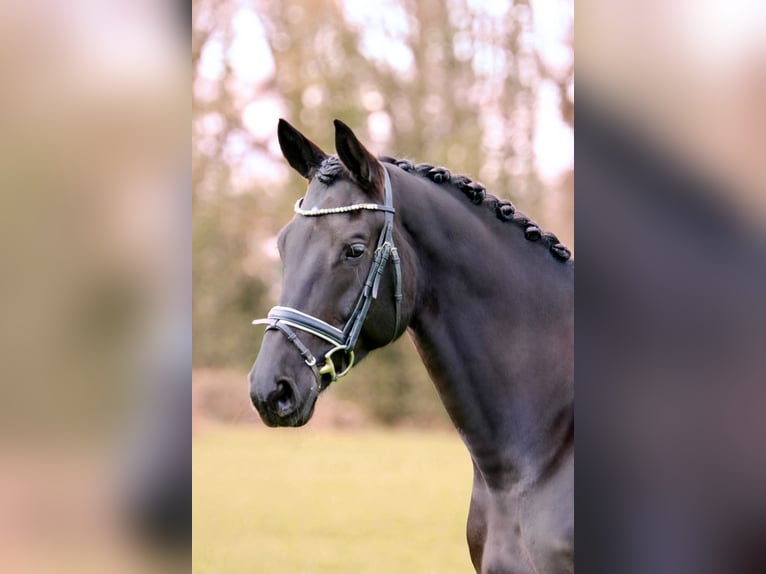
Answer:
253;167;402;391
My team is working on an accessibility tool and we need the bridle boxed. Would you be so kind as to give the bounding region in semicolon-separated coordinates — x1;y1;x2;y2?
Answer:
253;167;402;391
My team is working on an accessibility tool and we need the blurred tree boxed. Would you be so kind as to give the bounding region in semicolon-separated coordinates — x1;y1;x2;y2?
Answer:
192;0;573;425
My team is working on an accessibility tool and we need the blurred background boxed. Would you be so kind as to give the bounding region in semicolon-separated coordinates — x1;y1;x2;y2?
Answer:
577;1;766;573
192;0;572;572
0;1;187;573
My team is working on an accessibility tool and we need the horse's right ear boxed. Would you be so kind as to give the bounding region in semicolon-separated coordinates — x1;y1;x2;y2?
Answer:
277;119;328;180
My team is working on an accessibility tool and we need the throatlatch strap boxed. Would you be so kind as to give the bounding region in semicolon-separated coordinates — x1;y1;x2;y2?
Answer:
391;247;402;341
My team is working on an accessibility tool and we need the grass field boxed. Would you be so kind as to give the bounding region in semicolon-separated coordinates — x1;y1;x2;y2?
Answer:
193;425;475;574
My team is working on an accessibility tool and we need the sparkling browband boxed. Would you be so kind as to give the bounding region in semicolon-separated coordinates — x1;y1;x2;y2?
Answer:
294;197;395;217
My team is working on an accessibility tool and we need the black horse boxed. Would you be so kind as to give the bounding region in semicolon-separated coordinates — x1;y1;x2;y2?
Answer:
250;119;574;574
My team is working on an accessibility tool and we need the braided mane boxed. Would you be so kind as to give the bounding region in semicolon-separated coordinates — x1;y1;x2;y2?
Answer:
314;155;571;262
380;157;571;262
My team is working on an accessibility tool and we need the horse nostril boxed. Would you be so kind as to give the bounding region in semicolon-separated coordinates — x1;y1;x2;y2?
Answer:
268;379;296;417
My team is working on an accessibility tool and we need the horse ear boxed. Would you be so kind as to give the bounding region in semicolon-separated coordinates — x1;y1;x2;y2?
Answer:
277;119;328;180
334;119;384;195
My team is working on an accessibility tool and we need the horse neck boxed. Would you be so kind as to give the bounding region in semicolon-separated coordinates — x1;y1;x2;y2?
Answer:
393;169;574;484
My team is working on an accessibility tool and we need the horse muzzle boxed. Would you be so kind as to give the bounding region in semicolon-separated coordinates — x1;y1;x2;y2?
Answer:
248;345;319;427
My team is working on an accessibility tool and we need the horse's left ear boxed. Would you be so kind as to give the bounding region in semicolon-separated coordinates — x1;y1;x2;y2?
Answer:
334;119;384;197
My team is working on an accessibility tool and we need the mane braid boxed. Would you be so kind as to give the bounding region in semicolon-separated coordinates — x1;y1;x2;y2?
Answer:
380;156;571;262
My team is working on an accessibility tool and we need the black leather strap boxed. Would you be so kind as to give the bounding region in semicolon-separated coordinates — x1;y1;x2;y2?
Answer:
262;306;345;347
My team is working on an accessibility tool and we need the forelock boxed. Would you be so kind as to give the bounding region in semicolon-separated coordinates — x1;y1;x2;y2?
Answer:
316;156;346;185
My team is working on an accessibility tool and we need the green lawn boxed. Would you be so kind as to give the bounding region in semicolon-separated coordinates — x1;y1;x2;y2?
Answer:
193;426;475;574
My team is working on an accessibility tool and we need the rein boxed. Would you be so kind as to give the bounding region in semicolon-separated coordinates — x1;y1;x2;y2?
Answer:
253;167;402;390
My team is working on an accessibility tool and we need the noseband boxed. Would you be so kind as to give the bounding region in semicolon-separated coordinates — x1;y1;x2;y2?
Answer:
253;167;402;391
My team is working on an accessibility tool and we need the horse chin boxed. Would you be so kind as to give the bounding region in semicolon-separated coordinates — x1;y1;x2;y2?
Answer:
261;387;318;428
283;398;317;428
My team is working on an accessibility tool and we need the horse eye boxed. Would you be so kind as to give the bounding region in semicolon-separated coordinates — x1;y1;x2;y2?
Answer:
343;243;366;260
